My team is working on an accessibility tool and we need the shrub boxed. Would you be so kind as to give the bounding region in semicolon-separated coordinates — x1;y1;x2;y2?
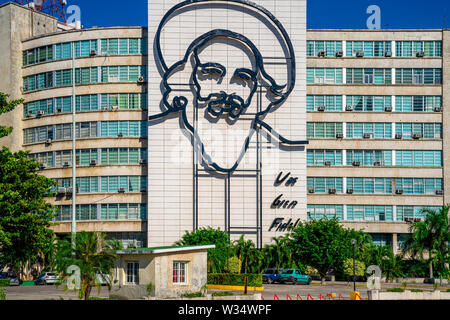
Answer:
0;279;10;287
146;282;155;294
212;291;234;297
0;288;6;300
343;259;366;278
208;273;262;287
410;289;423;292
181;291;205;298
306;266;319;276
386;288;404;292
225;256;240;274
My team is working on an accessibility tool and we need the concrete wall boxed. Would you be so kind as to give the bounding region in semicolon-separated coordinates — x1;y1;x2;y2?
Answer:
112;249;208;299
368;289;450;300
442;30;450;205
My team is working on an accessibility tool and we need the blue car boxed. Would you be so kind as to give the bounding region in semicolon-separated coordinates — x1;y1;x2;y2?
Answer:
262;268;282;284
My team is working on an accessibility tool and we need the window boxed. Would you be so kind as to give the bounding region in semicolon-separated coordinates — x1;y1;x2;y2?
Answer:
126;262;139;285
306;95;342;111
173;262;188;285
346;69;391;84
307;150;343;166
347;206;393;221
395;150;442;167
307;177;343;193
346;41;391;57
307;205;344;220
307;122;342;138
307;68;343;84
346;96;391;112
396;41;442;57
307;41;343;57
346;123;391;139
396;69;441;85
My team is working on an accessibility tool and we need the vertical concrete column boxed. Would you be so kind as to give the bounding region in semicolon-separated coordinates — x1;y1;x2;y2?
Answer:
392;233;398;255
342;68;347;84
342;40;346;57
442;30;450;206
391;41;396;57
392;68;396;85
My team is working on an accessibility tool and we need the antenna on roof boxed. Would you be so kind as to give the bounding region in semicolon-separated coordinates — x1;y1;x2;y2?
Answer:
14;0;68;24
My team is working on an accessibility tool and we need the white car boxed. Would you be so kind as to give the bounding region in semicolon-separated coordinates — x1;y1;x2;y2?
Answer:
34;272;59;285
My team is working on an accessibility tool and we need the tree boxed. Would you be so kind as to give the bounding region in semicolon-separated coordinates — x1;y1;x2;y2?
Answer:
54;232;120;300
175;227;232;273
0;147;56;279
263;235;295;270
343;258;365;280
402;206;450;279
231;235;264;274
287;219;367;284
0;93;24;138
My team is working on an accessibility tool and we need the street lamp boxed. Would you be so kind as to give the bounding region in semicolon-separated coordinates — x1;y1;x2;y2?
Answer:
351;239;357;291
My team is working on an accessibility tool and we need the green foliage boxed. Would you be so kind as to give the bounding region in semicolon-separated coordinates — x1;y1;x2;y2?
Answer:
0;147;57;278
0;279;10;287
225;256;240;274
53;232;120;300
0;288;6;300
343;259;366;278
0;93;24;139
233;235;263;274
402;206;450;279
146;282;155;294
386;287;404;292
287;219;369;281
262;235;296;270
212;291;234;297
175;228;232;273
410;289;423;292
208;273;262;287
181;291;205;298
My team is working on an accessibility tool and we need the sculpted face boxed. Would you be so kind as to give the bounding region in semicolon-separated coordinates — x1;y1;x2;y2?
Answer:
192;42;258;120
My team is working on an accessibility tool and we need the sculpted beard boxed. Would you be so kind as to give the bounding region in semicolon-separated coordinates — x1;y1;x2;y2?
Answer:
202;91;247;120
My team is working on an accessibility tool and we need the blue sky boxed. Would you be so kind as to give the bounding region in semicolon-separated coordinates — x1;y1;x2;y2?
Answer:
2;0;449;29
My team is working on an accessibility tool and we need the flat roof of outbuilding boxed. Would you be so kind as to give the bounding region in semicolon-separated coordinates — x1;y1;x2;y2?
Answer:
116;245;216;255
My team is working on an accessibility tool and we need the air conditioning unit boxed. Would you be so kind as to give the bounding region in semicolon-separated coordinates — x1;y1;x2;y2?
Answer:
66;186;79;195
434;106;442;112
140;188;147;193
45;138;52;145
412;134;422;140
118;188;125;193
404;217;414;222
324;161;332;166
347;188;354;194
139;159;147;164
118;132;124;138
111;105;118;111
385;51;392;57
317;51;325;57
363;133;372;139
63;161;70;167
26;113;33;118
90;159;97;166
385;106;392;112
308;188;315;194
317;106;326;112
345;105;354;111
395;134;403;139
90;50;98;56
395;189;404;195
37;110;45;117
57;187;67;194
352;161;360;167
356;51;364;57
436;190;444;195
335;51;343;58
328;188;337;194
374;161;381;166
56;107;62;113
416;51;425;58
138;76;145;83
39;163;47;170
102;105;109;111
336;133;344;139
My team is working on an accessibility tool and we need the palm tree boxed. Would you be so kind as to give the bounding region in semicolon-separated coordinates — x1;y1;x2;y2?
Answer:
54;232;121;300
233;235;257;274
402;206;450;280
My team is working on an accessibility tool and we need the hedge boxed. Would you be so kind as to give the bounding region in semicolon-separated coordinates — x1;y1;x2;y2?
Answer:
208;274;262;287
0;279;10;287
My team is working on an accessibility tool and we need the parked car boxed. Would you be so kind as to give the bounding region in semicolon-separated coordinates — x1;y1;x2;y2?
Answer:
34;272;59;285
0;271;20;286
262;269;282;284
279;269;312;285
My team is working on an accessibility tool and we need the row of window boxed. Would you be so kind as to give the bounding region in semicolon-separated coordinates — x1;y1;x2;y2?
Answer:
307;177;442;195
23;66;147;92
29;148;147;168
307;149;442;167
24;121;148;144
306;68;442;85
306;205;441;222
23;38;147;66
24;93;147;117
55;176;147;193
307;40;442;57
52;203;147;222
306;122;442;139
307;95;442;112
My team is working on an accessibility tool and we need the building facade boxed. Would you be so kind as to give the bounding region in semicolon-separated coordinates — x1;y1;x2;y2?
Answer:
0;1;449;253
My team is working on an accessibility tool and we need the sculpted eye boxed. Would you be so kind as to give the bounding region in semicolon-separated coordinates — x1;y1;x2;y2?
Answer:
232;68;256;86
200;63;226;77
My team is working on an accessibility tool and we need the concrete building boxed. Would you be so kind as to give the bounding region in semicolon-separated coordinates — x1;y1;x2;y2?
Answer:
0;1;448;253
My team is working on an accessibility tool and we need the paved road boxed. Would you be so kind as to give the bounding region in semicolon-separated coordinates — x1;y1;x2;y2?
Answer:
2;285;111;300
